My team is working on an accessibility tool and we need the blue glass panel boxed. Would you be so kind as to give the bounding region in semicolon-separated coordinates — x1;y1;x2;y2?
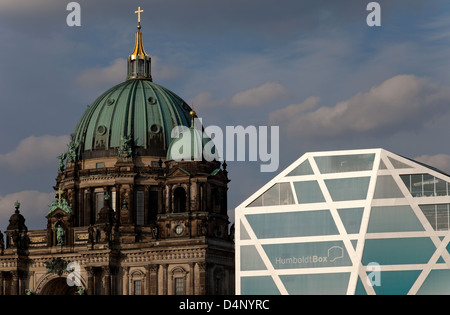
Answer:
399;173;450;197
314;154;375;174
241;276;281;295
420;204;436;230
436;178;448;196
400;174;410;191
411;174;423;197
286;160;314;176
436;204;449;231
280;273;350;295
239;221;250;240
247;182;294;207
240;245;267;271
420;204;450;231
423;174;435;197
293;181;325;204
388;157;412;169
417;270;450;295
371;270;421;295
373;175;404;199
246;210;339;239
367;205;424;233
263;241;352;269
362;238;436;265
325;177;370;201
337;208;364;234
354;277;367;295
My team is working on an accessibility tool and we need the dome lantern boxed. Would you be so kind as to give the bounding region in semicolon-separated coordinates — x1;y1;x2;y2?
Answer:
127;7;152;81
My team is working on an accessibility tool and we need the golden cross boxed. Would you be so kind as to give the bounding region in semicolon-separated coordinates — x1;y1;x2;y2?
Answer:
57;187;64;202
135;6;144;23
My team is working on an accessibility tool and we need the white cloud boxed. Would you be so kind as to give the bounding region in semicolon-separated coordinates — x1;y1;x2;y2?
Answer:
414;154;450;175
0;135;70;172
0;190;54;230
75;58;126;90
151;55;183;81
269;75;450;140
231;82;290;107
189;92;226;111
75;56;182;92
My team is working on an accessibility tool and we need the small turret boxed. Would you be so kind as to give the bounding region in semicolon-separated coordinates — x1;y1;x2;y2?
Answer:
5;201;28;249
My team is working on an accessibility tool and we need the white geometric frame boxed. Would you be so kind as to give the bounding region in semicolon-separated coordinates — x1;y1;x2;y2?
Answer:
235;148;450;295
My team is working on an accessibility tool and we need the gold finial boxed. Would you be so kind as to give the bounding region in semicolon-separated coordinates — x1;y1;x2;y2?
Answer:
130;6;148;57
189;106;196;128
127;6;152;81
57;187;64;202
135;6;144;28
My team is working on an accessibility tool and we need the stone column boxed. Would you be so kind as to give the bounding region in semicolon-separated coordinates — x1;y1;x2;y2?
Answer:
162;264;168;295
167;186;172;213
193;181;199;211
77;188;84;226
197;262;207;295
86;188;93;225
189;263;195;295
114;184;121;221
11;271;19;295
184;183;189;213
124;267;129;295
128;184;134;224
68;188;76;225
201;184;207;211
146;264;158;295
86;267;94;295
103;266;111;295
157;184;164;214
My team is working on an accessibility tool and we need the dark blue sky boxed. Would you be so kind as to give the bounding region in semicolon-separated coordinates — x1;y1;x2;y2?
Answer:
1;0;450;229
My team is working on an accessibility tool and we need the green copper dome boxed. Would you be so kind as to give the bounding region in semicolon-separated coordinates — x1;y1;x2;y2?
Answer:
166;119;219;162
71;79;193;159
70;24;195;160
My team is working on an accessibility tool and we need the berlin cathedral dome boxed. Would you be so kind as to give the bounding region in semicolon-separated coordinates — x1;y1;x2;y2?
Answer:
0;8;234;296
71;51;194;160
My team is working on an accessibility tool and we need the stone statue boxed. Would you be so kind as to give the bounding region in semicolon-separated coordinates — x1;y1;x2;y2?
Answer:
76;286;87;295
66;141;79;163
88;224;95;244
55;225;64;245
118;135;133;159
57;152;67;172
151;224;159;240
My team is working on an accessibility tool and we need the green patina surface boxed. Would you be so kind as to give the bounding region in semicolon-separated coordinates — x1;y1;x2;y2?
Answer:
71;79;193;153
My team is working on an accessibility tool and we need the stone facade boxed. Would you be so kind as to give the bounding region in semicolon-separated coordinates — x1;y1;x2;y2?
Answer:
0;15;235;295
0;152;234;295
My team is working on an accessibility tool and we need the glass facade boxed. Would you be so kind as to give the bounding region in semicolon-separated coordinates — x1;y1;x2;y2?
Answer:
248;182;294;207
236;149;450;295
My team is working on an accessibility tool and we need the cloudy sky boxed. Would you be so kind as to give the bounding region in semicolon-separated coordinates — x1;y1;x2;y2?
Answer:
1;0;450;230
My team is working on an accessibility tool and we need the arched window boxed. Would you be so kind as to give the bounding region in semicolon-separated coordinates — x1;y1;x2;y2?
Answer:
130;270;145;295
171;267;188;295
173;187;186;213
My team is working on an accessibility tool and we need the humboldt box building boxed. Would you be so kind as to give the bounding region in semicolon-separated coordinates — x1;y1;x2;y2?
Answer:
0;19;234;295
235;149;450;295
